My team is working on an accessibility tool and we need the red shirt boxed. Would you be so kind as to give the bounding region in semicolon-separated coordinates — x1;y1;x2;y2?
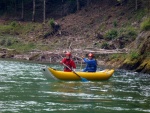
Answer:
61;58;76;72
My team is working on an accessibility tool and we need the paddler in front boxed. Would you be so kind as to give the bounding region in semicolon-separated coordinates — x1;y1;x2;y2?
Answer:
60;52;76;72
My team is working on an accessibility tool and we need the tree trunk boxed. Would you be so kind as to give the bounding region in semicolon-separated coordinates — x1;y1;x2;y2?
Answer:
32;0;35;22
76;0;80;11
43;0;46;23
21;0;24;21
135;0;138;10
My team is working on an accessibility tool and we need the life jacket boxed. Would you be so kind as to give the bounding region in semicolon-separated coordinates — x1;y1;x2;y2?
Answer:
63;59;72;71
83;58;97;72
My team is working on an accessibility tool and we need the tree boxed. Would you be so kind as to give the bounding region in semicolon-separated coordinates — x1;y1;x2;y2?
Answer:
32;0;35;22
21;0;24;20
43;0;46;23
76;0;80;11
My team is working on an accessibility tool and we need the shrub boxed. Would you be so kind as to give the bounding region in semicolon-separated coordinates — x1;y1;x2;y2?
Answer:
0;39;6;45
105;29;118;40
140;18;150;31
111;54;119;59
113;20;117;27
48;18;55;27
101;42;109;49
118;26;137;41
126;26;137;37
10;21;19;27
130;51;140;60
6;39;12;46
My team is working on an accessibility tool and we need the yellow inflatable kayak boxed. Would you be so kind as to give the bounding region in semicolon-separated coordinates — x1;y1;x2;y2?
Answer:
42;66;114;81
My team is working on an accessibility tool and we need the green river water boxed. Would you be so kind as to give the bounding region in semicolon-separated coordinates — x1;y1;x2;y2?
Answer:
0;60;150;113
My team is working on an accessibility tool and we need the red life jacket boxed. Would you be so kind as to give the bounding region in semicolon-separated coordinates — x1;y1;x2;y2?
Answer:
61;58;76;72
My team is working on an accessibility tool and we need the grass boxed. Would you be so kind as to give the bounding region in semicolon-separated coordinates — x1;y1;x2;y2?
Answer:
0;35;37;53
118;26;137;40
140;18;150;31
113;20;118;27
134;9;147;21
112;53;127;59
129;51;140;60
0;21;43;35
101;42;109;49
105;29;118;40
8;42;36;53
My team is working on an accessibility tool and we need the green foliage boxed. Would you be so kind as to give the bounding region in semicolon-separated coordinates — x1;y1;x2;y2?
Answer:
0;22;42;35
105;29;118;40
113;20;117;27
110;53;126;61
129;51;140;60
10;21;19;27
126;26;137;37
101;42;109;49
0;21;21;35
140;18;150;31
134;9;147;21
0;39;6;45
111;54;119;59
118;26;137;40
48;18;55;27
9;42;36;53
6;39;12;46
0;36;18;47
0;35;36;53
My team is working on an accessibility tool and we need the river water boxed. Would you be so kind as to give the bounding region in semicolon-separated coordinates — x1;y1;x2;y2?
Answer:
0;60;150;113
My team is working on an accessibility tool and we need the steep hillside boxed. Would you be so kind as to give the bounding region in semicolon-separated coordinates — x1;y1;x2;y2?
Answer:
0;1;149;73
121;31;150;73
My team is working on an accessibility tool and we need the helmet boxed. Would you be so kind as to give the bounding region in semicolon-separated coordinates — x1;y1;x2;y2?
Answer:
66;52;71;57
88;53;94;57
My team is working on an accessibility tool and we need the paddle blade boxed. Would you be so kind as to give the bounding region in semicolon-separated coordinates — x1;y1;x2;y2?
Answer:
81;77;88;82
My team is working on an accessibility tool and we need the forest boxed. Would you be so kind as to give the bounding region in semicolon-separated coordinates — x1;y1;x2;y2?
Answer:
0;0;149;22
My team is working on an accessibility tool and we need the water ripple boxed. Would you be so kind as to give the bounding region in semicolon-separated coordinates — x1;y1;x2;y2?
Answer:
0;60;150;113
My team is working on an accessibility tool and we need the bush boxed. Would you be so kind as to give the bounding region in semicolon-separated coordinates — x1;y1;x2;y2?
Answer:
130;51;140;60
118;26;137;41
0;39;6;45
10;21;19;27
105;29;118;40
101;42;109;49
48;18;55;27
113;20;117;27
126;26;137;37
0;21;21;35
140;18;150;31
6;39;12;46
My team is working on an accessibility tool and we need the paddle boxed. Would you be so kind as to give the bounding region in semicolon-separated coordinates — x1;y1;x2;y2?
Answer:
62;63;88;82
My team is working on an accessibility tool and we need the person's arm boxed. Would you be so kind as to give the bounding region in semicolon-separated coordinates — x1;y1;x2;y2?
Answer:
83;58;95;64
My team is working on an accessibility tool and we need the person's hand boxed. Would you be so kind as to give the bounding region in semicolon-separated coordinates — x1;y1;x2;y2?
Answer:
72;69;76;71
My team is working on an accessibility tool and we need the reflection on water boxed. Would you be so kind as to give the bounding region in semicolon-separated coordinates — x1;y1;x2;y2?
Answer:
0;60;150;113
